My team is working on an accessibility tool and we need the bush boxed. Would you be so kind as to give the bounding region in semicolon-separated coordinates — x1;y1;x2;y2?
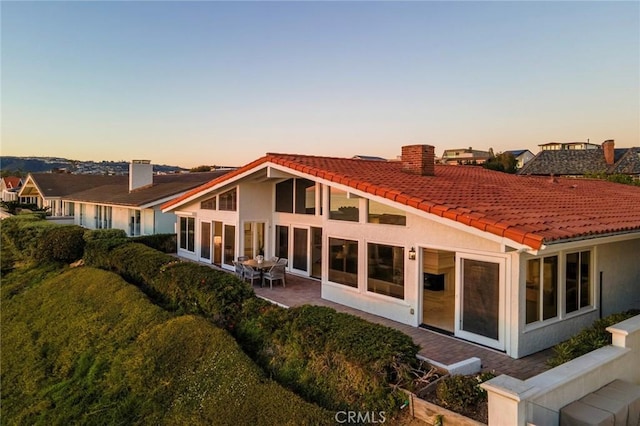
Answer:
236;304;419;413
83;228;127;241
35;225;86;263
0;214;57;259
547;310;640;367
83;237;129;270
435;372;495;413
1;266;331;425
132;233;177;253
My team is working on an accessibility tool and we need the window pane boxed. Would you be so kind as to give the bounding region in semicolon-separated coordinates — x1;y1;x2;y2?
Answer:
201;197;216;210
293;228;308;271
566;252;579;313
275;225;289;260
295;179;315;214
367;243;404;299
462;259;499;340
368;200;406;226
526;259;540;324
543;256;558;320
329;187;359;222
579;251;591;309
219;188;237;211
244;222;254;259
328;238;358;287
187;218;195;252
180;217;187;250
275;179;294;213
223;225;235;266
201;222;211;259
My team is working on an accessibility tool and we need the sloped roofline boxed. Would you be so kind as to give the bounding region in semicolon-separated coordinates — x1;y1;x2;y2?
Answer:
162;153;547;249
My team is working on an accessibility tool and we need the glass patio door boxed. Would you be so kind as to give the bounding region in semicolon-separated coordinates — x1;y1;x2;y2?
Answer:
292;227;308;273
456;255;505;350
200;221;211;262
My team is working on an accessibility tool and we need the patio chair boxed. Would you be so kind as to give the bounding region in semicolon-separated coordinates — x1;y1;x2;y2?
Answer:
242;264;262;287
263;264;286;289
237;256;249;262
232;260;243;278
269;256;279;262
277;258;288;267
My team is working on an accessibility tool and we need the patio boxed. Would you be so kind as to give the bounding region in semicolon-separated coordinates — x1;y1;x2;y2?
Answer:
252;272;552;380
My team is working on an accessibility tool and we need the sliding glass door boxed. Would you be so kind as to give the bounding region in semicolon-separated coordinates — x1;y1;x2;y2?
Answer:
456;255;505;350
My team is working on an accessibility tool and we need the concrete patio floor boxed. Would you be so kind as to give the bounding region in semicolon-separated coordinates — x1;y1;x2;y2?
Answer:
253;272;552;380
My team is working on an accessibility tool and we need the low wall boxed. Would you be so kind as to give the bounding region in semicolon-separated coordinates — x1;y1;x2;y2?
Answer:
481;314;640;426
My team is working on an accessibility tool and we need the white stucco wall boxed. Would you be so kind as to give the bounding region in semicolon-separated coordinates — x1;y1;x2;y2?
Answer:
153;207;176;235
597;238;640;316
514;236;640;358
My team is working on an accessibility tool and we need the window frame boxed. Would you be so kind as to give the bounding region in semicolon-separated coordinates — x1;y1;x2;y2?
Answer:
366;242;405;300
525;255;559;325
179;216;195;252
219;188;237;211
328;237;359;288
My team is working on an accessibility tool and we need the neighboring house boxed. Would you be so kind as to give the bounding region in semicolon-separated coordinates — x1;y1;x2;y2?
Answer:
439;147;492;165
18;161;231;236
504;149;534;169
162;144;640;359
1;176;23;202
19;172;123;216
538;141;600;151
519;139;640;178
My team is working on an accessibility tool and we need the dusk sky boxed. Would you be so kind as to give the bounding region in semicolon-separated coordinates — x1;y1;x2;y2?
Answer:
2;1;638;168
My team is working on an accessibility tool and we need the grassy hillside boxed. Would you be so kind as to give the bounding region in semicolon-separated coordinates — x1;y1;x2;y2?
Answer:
1;266;330;425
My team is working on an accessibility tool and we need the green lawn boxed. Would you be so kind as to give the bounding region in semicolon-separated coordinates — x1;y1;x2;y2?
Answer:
1;266;330;425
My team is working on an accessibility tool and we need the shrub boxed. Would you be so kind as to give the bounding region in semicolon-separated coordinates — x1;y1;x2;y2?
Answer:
547;309;640;367
35;225;86;263
0;214;57;259
131;233;177;253
435;372;495;413
83;238;129;270
83;228;127;241
236;304;419;413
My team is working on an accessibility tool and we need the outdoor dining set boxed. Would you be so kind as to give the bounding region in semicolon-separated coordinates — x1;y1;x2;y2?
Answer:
232;256;288;289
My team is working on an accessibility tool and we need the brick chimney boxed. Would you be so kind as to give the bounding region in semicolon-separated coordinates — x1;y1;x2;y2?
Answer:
602;140;615;166
401;145;435;176
129;160;153;192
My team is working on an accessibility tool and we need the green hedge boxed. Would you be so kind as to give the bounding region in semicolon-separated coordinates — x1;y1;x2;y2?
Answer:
547;309;640;367
236;303;419;412
0;214;57;260
131;233;177;253
83;228;127;241
35;225;86;263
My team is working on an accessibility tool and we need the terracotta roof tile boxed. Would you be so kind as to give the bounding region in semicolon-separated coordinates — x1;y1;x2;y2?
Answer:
163;153;640;249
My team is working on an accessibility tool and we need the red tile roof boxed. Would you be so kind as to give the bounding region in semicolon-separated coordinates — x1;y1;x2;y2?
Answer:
163;153;640;249
2;177;22;189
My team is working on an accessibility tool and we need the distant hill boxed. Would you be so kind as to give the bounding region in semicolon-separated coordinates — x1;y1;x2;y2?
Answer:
0;156;187;176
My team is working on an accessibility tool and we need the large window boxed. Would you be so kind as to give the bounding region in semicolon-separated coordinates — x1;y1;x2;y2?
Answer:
201;197;216;210
219;188;237;211
329;187;359;222
295;179;315;214
129;209;141;236
275;179;294;213
566;251;591;313
526;256;558;324
368;200;406;226
276;178;316;215
179;216;195;252
275;225;289;260
328;238;358;288
367;243;404;299
95;205;112;229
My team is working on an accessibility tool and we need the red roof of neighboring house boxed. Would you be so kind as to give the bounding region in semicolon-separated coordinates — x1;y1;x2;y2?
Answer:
2;177;22;189
163;153;640;249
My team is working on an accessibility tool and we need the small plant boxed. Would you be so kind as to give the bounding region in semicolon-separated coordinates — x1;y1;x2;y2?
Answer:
435;372;495;413
547;310;640;367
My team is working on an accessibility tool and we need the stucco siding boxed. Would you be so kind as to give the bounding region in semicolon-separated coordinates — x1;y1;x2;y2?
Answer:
597;238;640;315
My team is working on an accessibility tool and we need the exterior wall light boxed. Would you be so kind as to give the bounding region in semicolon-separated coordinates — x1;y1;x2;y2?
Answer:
408;247;416;260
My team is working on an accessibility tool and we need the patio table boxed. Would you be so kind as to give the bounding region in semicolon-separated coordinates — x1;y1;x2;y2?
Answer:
241;259;278;286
